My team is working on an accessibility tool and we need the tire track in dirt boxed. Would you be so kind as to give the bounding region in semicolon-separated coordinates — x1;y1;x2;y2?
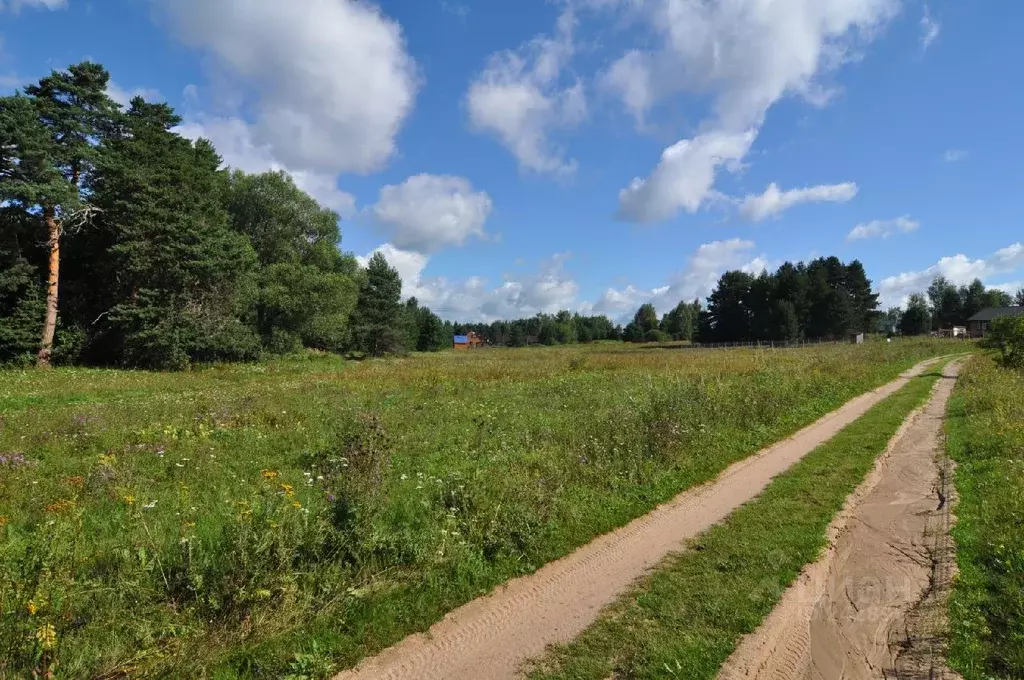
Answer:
334;358;945;680
718;360;963;680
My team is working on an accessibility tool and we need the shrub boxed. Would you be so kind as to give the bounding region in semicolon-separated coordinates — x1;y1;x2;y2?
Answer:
983;315;1024;368
644;329;670;343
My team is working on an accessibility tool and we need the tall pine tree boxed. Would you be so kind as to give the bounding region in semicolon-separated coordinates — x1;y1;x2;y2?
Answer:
0;62;117;366
90;99;260;368
351;253;403;356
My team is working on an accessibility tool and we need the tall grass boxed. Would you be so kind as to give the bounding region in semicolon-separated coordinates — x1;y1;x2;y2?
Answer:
0;340;951;678
947;356;1024;678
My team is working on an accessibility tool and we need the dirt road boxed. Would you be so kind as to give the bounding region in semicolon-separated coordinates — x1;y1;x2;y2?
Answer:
719;360;962;680
334;358;944;680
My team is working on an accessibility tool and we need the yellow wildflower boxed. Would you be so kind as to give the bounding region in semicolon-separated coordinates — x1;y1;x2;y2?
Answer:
35;624;57;650
280;483;295;497
292;502;302;509
123;495;135;505
260;469;279;480
26;600;38;616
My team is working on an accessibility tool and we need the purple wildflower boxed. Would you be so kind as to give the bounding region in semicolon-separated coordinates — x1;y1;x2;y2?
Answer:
0;453;34;469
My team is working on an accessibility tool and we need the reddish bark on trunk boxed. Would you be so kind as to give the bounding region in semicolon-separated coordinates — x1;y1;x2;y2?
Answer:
37;208;60;368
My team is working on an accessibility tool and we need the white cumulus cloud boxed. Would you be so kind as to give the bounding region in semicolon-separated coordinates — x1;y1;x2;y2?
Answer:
618;130;755;223
587;238;765;321
358;238;775;323
370;174;493;254
175;117;356;216
466;7;585;175
606;0;897;222
878;242;1024;307
157;0;417;176
846;215;919;240
944;149;968;163
600;50;654;128
739;181;858;222
359;245;580;321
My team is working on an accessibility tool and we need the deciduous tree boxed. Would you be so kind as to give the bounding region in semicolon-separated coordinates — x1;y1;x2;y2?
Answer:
901;293;931;335
225;170;359;353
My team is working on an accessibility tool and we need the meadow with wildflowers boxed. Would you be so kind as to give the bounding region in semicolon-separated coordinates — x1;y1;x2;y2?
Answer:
946;355;1024;679
0;340;952;678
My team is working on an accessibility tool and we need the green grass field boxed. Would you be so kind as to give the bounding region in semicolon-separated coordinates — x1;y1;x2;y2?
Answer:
0;340;952;678
525;362;948;679
947;355;1024;679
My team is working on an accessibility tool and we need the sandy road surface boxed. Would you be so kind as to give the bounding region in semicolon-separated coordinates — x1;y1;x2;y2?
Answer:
334;358;943;680
719;360;963;680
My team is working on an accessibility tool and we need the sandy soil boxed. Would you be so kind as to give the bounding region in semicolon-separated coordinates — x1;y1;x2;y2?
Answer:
718;360;963;680
333;358;943;680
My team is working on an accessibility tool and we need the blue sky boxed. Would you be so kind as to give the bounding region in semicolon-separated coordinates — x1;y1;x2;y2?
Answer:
2;0;1021;321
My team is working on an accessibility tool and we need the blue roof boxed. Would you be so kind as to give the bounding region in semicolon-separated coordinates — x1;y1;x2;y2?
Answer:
453;335;469;344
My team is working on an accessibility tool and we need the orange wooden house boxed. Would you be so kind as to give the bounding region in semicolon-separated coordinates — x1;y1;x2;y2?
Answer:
453;331;484;350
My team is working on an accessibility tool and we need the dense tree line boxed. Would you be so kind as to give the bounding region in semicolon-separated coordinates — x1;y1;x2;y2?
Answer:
0;62;448;368
451;312;621;347
687;257;879;343
894;277;1020;336
8;63;1016;369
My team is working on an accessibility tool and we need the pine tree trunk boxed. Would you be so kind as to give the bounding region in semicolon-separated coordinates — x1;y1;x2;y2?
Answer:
37;208;60;368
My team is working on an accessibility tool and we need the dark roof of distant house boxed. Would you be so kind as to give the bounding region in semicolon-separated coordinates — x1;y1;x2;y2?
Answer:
968;307;1024;322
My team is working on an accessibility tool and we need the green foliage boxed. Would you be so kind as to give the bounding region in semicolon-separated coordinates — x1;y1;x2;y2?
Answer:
350;253;404;356
259;262;358;353
698;256;876;343
644;329;669;343
1;62;115;215
0;340;952;677
772;299;801;342
633;303;659;335
925;276;1013;329
88;101;260;368
983;315;1024;368
947;357;1024;678
879;306;902;335
0;249;44;365
901;293;931;335
707;270;754;340
416;307;448;352
225;171;359;353
659;300;698;341
0;62;119;365
453;312;617;347
2;60;435;368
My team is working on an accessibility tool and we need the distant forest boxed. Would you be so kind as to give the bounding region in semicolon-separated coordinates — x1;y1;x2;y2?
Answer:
3;62;1022;368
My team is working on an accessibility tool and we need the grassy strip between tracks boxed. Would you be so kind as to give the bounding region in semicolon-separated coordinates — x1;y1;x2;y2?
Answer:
946;355;1024;679
526;361;950;680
